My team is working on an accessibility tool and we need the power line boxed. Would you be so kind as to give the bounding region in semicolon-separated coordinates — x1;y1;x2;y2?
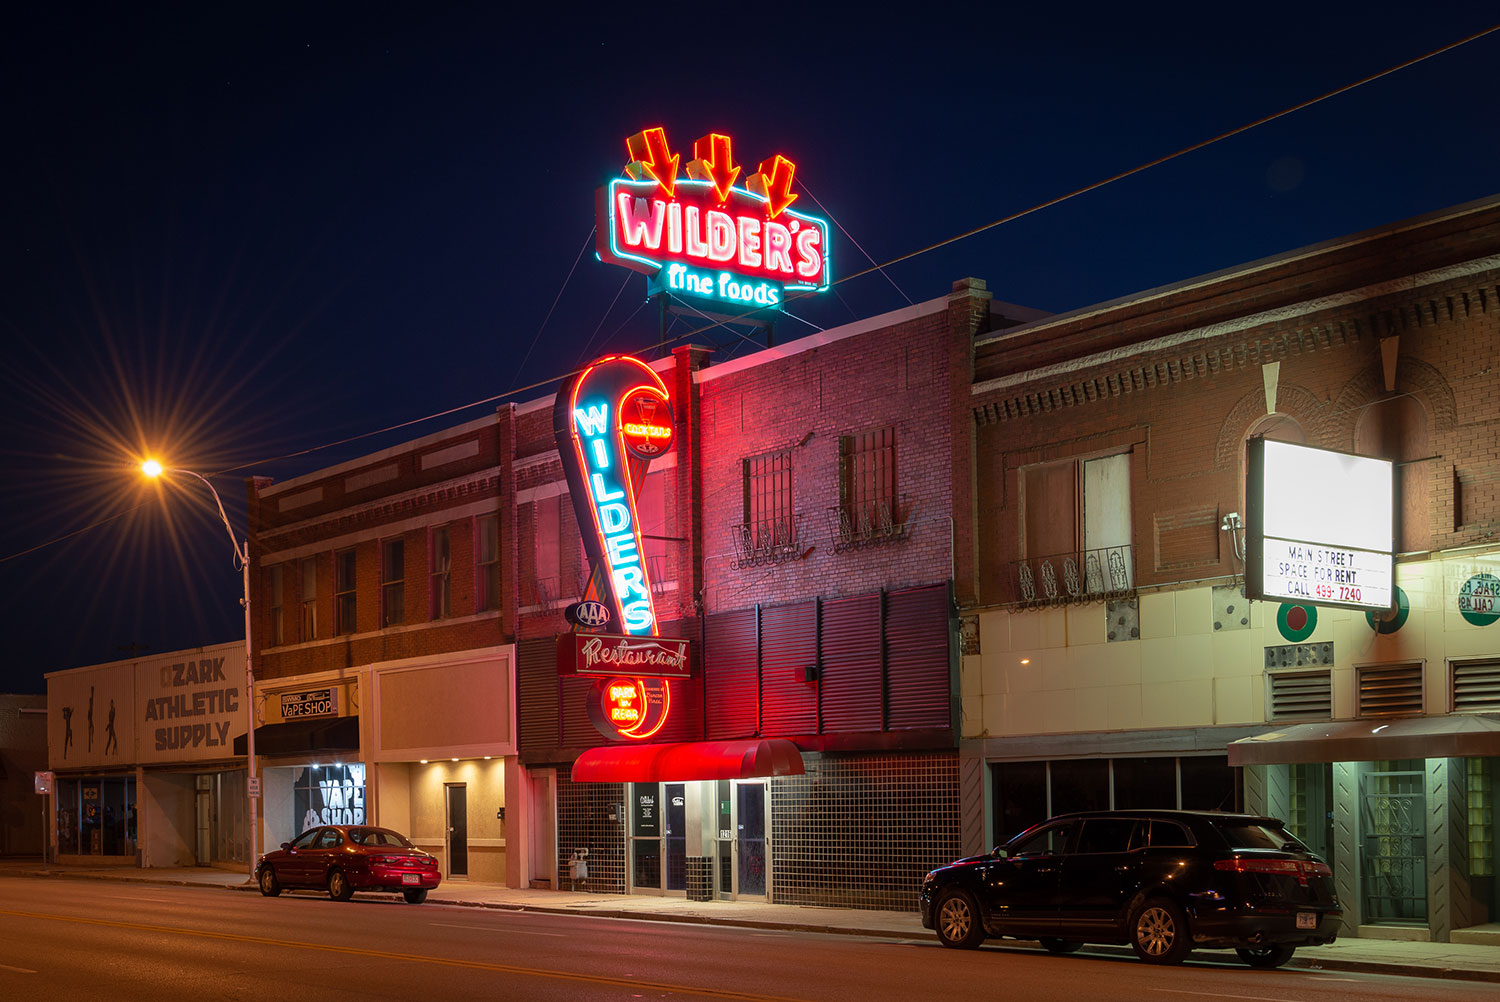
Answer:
4;22;1495;567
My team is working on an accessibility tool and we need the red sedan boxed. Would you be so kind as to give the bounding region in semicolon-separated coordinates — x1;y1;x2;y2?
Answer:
256;824;442;903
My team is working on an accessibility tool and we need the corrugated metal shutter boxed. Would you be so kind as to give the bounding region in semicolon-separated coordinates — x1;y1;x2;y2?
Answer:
559;674;598;749
885;584;952;730
517;637;560;762
704;608;759;738
1452;658;1500;713
1267;668;1332;720
819;593;882;732
1357;662;1424;717
760;600;818;736
652;617;704;743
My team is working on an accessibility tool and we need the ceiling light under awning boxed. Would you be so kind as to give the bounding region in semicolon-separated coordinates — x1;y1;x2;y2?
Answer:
570;739;806;783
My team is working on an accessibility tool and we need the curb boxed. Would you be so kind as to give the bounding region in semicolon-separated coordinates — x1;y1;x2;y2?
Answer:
9;868;1500;983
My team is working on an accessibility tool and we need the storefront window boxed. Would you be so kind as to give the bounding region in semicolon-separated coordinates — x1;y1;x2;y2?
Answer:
991;761;1047;844
293;764;365;833
1112;757;1177;809
1179;755;1240;812
1287;763;1334;863
54;776;136;856
1049;759;1108;816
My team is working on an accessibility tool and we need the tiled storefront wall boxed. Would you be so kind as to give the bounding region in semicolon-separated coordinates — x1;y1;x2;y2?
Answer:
771;751;959;911
556;769;626;894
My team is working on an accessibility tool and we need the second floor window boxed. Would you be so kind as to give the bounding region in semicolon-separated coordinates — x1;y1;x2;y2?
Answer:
268;564;284;647
300;556;317;641
477;513;500;612
743;450;793;550
335;549;357;634
1020;451;1133;595
382;538;405;628
430;526;451;620
839;427;897;533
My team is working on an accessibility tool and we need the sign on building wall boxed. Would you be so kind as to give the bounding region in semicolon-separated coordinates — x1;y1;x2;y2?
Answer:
280;687;339;720
46;644;247;770
1245;439;1394;612
596;127;830;313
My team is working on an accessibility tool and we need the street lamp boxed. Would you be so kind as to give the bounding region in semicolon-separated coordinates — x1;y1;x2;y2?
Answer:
142;460;259;881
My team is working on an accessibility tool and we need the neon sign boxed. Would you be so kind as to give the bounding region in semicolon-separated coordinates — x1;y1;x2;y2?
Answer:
554;355;675;637
588;676;671;741
596;128;831;312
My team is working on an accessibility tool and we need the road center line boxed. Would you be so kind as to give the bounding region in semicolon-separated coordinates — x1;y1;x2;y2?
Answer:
0;908;805;1002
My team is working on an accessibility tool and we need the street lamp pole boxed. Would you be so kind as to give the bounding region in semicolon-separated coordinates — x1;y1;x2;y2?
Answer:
144;463;258;881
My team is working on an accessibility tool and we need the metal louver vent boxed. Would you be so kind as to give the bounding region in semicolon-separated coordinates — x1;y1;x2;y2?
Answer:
1357;662;1424;718
1452;659;1500;713
1267;669;1332;721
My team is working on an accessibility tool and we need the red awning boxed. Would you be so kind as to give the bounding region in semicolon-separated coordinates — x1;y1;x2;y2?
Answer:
570;739;805;783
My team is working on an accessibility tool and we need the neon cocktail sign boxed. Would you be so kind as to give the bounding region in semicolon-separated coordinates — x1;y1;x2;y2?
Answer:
553;355;675;637
596;128;831;311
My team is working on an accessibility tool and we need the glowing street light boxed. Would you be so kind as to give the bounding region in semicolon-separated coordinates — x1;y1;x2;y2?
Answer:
142;459;260;882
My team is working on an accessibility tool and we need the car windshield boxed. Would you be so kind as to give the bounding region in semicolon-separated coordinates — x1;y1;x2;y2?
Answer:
347;827;415;848
1215;821;1307;852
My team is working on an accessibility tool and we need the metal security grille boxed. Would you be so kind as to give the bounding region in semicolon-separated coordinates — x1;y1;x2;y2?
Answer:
1360;765;1426;922
1452;658;1500;713
770;752;960;911
556;769;626;894
1267;668;1333;720
1357;663;1424;717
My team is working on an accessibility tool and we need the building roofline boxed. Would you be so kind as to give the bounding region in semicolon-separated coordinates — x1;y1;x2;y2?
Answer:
974;191;1500;352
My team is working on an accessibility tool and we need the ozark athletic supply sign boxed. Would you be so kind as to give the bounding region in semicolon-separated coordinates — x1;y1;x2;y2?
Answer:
596;128;830;313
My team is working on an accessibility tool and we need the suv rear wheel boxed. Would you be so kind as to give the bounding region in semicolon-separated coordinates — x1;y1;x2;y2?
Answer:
935;889;985;949
1129;898;1191;964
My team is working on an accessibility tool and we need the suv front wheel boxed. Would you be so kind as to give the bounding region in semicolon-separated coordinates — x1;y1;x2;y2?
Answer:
935;889;986;949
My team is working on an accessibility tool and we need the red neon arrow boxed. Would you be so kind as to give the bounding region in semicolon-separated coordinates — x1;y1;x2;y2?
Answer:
625;127;679;197
749;155;799;219
687;133;741;203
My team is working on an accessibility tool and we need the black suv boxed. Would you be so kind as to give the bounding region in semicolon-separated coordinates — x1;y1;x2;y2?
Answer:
919;810;1341;967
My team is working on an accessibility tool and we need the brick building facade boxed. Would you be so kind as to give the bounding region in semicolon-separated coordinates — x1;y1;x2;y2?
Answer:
964;194;1500;943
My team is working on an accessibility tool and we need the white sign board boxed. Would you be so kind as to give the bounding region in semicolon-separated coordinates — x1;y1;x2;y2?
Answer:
1246;439;1394;612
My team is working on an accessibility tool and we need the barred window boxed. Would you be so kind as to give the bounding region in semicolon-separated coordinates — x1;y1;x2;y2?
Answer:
743;450;792;547
840;427;896;525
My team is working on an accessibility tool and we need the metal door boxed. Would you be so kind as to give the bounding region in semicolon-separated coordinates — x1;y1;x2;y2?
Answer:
1361;767;1425;923
194;775;212;866
446;783;468;878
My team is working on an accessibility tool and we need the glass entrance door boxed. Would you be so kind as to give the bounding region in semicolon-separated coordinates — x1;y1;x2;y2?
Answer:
630;782;686;895
735;782;768;900
446;783;468;878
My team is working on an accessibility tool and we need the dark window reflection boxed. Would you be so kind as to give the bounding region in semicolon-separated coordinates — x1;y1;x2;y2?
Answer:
1112;757;1177;809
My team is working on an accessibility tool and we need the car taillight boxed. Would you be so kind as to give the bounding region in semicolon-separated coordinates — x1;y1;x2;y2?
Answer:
370;855;397;865
1214;857;1331;884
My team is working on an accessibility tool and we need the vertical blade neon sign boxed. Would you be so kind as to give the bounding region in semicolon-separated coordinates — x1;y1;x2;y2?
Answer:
554;355;675;637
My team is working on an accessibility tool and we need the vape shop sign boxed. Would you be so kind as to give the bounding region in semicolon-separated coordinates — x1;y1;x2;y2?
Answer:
281;687;339;720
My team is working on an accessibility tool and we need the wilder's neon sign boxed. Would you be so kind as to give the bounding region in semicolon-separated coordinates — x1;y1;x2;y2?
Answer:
596;128;830;312
554;355;674;637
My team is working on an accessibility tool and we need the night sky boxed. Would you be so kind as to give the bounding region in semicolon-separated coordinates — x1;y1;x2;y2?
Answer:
3;4;1497;693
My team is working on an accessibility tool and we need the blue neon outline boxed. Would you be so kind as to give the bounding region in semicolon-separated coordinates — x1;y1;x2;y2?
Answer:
603;177;831;293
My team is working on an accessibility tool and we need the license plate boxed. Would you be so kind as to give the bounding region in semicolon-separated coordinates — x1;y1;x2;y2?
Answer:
402;874;420;885
1296;912;1316;930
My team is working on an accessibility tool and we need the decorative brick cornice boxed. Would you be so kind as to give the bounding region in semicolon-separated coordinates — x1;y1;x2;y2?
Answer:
973;279;1496;426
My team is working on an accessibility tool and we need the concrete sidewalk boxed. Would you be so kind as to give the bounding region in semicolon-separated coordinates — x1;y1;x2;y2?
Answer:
4;859;1498;983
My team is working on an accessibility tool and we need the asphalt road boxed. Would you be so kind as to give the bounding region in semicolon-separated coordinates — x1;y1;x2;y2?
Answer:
0;876;1491;1002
